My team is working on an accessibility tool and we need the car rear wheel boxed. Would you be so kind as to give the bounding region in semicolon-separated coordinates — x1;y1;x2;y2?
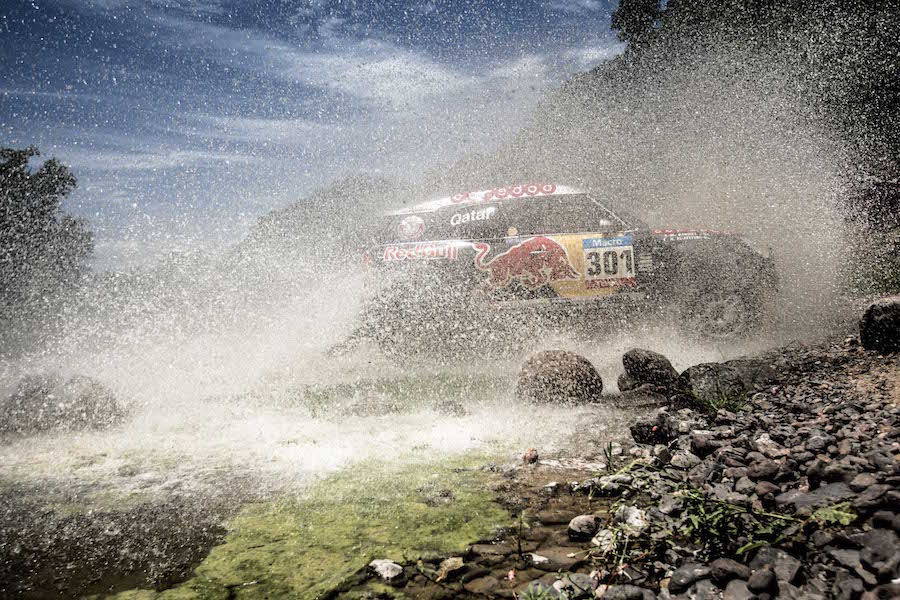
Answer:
677;288;763;340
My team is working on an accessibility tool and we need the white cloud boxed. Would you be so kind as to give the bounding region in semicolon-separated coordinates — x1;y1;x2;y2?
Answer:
565;44;626;69
193;115;334;145
61;148;266;172
548;0;603;13
57;0;227;15
283;42;476;109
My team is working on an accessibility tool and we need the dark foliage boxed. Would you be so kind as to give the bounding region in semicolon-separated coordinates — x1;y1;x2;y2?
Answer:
0;146;93;311
611;0;662;51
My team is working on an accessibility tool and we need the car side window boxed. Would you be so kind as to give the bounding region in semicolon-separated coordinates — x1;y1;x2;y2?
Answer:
537;196;625;234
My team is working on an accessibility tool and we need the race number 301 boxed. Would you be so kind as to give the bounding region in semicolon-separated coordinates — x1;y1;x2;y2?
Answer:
583;235;636;288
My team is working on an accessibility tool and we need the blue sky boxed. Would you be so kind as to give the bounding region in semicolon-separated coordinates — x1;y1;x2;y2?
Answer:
1;0;622;267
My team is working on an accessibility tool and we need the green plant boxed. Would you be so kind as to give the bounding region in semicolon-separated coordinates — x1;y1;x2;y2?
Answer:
602;441;618;474
513;510;532;561
811;502;857;527
683;378;748;415
675;488;794;558
517;585;559;600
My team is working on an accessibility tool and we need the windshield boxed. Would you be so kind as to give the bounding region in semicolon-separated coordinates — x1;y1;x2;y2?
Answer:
377;194;640;243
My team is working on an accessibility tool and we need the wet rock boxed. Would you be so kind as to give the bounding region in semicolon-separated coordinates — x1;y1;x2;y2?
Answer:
747;566;778;595
636;410;684;445
709;558;752;585
849;473;879;492
723;579;754;600
685;579;720;600
859;296;900;354
776;482;855;515
435;556;465;581
687;460;721;486
0;373;127;434
556;572;597;595
370;559;403;581
834;574;865;600
529;547;582;572
668;564;711;594
616;383;669;408
861;583;900;600
470;543;512;558
823;460;861;484
631;417;672;445
568;514;600;542
734;477;756;494
872;511;898;530
678;359;775;406
463;575;500;594
658;495;683;516
747;459;780;481
670;451;701;470
621;348;679;391
613;505;648;534
853;484;893;512
827;548;862;570
690;430;722;458
755;481;780;497
516;350;603;404
750;547;801;585
859;529;900;579
603;584;656;600
754;433;789;459
591;528;615;552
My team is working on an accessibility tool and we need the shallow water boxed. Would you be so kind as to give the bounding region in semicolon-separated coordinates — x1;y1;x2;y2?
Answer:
0;258;839;509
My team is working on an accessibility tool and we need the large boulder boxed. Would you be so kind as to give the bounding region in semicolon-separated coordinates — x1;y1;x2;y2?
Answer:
860;296;900;354
679;359;776;406
619;348;679;392
0;372;127;434
516;350;603;404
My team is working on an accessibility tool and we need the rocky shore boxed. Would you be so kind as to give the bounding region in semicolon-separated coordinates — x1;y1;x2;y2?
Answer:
356;335;900;600
3;301;900;598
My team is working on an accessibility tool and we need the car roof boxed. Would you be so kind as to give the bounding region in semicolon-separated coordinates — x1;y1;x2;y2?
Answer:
388;183;585;215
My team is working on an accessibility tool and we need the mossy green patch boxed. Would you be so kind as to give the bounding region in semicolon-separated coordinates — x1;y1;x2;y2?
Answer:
104;460;509;600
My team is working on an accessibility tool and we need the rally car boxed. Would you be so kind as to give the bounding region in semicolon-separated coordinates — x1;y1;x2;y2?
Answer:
359;183;777;349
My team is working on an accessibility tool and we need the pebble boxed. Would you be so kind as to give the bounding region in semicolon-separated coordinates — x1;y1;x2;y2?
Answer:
670;451;701;470
667;563;711;594
369;559;403;581
709;558;752;584
747;567;778;594
568;514;600;542
379;338;900;600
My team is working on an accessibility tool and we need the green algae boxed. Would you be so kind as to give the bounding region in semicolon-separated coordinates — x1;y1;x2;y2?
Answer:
104;460;509;600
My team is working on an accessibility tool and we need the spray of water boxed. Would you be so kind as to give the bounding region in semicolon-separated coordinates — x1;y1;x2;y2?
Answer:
424;44;856;336
0;34;862;514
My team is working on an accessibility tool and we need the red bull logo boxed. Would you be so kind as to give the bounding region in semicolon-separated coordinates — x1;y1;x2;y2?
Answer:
473;236;579;289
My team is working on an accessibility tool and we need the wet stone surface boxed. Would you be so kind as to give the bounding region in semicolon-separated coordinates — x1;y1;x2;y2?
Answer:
2;334;900;599
331;336;900;599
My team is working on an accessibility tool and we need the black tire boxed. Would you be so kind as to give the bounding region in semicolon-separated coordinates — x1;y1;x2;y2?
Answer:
677;287;764;340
